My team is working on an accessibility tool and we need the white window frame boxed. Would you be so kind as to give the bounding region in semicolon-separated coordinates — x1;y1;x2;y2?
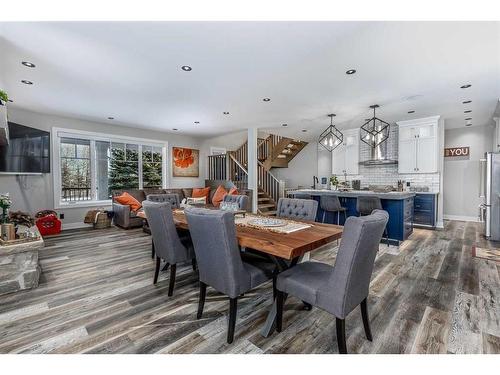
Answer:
52;127;168;209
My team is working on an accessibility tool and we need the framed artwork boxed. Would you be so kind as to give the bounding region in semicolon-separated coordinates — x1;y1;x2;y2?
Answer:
172;147;199;177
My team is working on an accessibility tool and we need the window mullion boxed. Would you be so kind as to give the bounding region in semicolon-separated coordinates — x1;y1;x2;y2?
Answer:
90;140;97;201
138;144;143;189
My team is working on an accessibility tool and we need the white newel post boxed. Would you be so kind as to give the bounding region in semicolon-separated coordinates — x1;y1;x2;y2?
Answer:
247;128;258;213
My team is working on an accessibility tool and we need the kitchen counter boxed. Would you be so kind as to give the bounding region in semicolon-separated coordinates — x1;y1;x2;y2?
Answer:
294;189;415;200
292;189;414;245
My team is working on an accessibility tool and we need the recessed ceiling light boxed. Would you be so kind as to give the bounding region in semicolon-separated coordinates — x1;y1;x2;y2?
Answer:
107;117;114;120
21;80;33;85
460;84;471;89
262;98;271;102
465;124;472;127
282;123;288;127
173;128;178;131
194;121;200;124
22;61;36;68
346;69;356;75
8;99;13;103
223;112;230;115
181;66;192;71
465;117;472;121
408;110;415;114
301;129;307;132
462;100;472;104
464;110;472;113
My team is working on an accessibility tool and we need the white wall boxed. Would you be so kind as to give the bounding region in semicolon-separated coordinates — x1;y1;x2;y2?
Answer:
0;108;204;227
443;124;494;221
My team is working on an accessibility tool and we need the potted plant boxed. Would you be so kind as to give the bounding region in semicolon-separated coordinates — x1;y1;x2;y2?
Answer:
0;89;8;105
0;193;12;224
329;175;339;190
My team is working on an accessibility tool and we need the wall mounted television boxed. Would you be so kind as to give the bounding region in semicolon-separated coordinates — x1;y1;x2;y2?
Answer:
0;122;50;174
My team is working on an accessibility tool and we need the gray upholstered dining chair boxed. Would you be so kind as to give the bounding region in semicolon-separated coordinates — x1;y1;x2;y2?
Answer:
276;197;318;221
184;207;275;344
222;194;249;211
142;201;195;296
320;195;347;224
147;193;180;209
275;209;389;354
357;196;389;246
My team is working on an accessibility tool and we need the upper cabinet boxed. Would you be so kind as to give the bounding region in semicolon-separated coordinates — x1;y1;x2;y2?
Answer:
332;128;359;175
396;116;440;174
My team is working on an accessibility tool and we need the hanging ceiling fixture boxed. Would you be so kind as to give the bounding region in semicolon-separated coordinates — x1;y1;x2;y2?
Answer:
319;114;343;152
360;105;390;148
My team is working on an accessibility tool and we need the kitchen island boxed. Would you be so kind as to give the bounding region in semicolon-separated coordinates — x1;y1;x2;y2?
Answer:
292;189;415;245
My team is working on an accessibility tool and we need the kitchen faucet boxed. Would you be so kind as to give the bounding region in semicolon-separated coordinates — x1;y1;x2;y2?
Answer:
313;176;319;189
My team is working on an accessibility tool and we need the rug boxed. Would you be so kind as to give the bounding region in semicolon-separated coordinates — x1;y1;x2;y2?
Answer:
472;246;500;262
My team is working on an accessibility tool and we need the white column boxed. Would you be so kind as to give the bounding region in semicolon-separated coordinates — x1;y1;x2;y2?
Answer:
247;128;258;213
436;117;445;229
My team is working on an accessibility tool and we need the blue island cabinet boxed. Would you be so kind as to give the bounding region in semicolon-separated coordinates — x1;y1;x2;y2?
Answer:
312;195;414;245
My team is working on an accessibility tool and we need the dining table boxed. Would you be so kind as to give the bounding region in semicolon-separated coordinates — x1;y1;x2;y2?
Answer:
136;207;343;337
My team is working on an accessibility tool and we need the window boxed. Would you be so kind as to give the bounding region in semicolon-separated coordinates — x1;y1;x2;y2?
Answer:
53;129;167;207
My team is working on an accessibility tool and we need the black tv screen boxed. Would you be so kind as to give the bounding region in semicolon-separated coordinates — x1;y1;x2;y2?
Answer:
0;122;50;173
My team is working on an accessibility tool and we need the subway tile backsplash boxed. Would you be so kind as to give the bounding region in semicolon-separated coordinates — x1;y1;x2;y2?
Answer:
341;125;440;192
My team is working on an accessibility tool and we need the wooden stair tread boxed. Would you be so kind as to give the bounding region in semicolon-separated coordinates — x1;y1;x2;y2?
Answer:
260;210;277;216
258;203;276;209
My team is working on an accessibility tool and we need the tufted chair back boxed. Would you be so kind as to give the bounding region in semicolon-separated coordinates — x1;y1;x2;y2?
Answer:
356;196;383;216
222;194;249;211
147;193;180;209
276;198;318;221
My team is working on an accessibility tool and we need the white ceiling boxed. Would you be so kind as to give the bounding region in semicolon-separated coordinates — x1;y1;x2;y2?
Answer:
0;21;499;141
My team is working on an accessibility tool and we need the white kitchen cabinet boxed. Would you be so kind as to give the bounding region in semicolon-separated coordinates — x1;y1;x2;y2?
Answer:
396;116;440;174
332;128;359;175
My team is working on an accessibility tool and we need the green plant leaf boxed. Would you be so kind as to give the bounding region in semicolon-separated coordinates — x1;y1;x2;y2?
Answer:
0;89;8;102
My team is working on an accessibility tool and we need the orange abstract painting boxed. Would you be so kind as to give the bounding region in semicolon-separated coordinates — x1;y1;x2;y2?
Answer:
172;147;199;177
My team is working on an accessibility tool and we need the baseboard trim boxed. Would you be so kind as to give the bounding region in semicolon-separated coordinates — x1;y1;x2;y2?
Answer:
443;215;480;223
62;222;92;230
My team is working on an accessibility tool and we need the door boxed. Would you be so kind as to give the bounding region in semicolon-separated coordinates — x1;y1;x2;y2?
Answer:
332;144;346;175
398;138;417;173
416;136;437;173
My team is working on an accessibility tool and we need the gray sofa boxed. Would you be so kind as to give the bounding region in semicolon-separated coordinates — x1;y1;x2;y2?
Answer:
112;182;252;229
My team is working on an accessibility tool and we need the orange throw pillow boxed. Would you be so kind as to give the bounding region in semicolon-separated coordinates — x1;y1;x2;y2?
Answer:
228;187;239;195
192;187;210;203
212;185;228;208
115;192;142;212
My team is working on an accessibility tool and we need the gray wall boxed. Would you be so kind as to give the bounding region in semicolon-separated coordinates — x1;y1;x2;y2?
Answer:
0;108;204;227
443;124;494;220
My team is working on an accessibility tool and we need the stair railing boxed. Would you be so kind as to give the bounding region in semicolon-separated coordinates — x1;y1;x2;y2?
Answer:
257;160;284;204
227;152;248;190
207;154;228;181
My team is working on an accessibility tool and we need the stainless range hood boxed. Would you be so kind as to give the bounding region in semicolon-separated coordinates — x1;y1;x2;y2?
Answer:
359;139;398;166
0;101;8;146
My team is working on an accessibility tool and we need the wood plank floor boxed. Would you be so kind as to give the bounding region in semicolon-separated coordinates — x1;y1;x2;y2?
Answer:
0;220;499;354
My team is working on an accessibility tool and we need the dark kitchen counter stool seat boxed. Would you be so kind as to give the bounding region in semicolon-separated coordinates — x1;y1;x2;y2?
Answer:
143;201;196;297
356;196;389;246
275;210;389;354
185;207;276;344
320;195;347;224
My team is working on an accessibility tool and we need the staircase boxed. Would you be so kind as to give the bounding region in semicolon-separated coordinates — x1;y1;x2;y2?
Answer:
207;132;308;215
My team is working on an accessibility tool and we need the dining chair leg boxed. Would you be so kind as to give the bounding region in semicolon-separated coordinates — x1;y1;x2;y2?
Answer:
322;211;326;223
384;227;389;247
336;318;347;354
151;239;155;259
192;258;197;271
153;256;161;284
197;282;207;319
276;291;284;333
360;298;373;341
272;273;277;300
227;297;238;344
168;264;177;296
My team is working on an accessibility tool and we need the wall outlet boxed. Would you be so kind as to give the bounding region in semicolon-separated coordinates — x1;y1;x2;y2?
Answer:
59;213;65;219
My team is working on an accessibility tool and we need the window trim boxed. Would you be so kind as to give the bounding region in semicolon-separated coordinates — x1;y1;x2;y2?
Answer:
52;127;168;209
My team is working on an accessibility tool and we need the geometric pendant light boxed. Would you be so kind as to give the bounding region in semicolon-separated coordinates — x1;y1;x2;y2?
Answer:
360;104;390;148
319;114;343;152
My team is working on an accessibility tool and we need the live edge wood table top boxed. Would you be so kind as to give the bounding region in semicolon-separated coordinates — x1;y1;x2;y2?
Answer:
136;210;343;260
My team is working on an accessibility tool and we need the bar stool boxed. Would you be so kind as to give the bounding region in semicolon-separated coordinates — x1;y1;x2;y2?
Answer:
356;196;389;246
320;195;347;224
